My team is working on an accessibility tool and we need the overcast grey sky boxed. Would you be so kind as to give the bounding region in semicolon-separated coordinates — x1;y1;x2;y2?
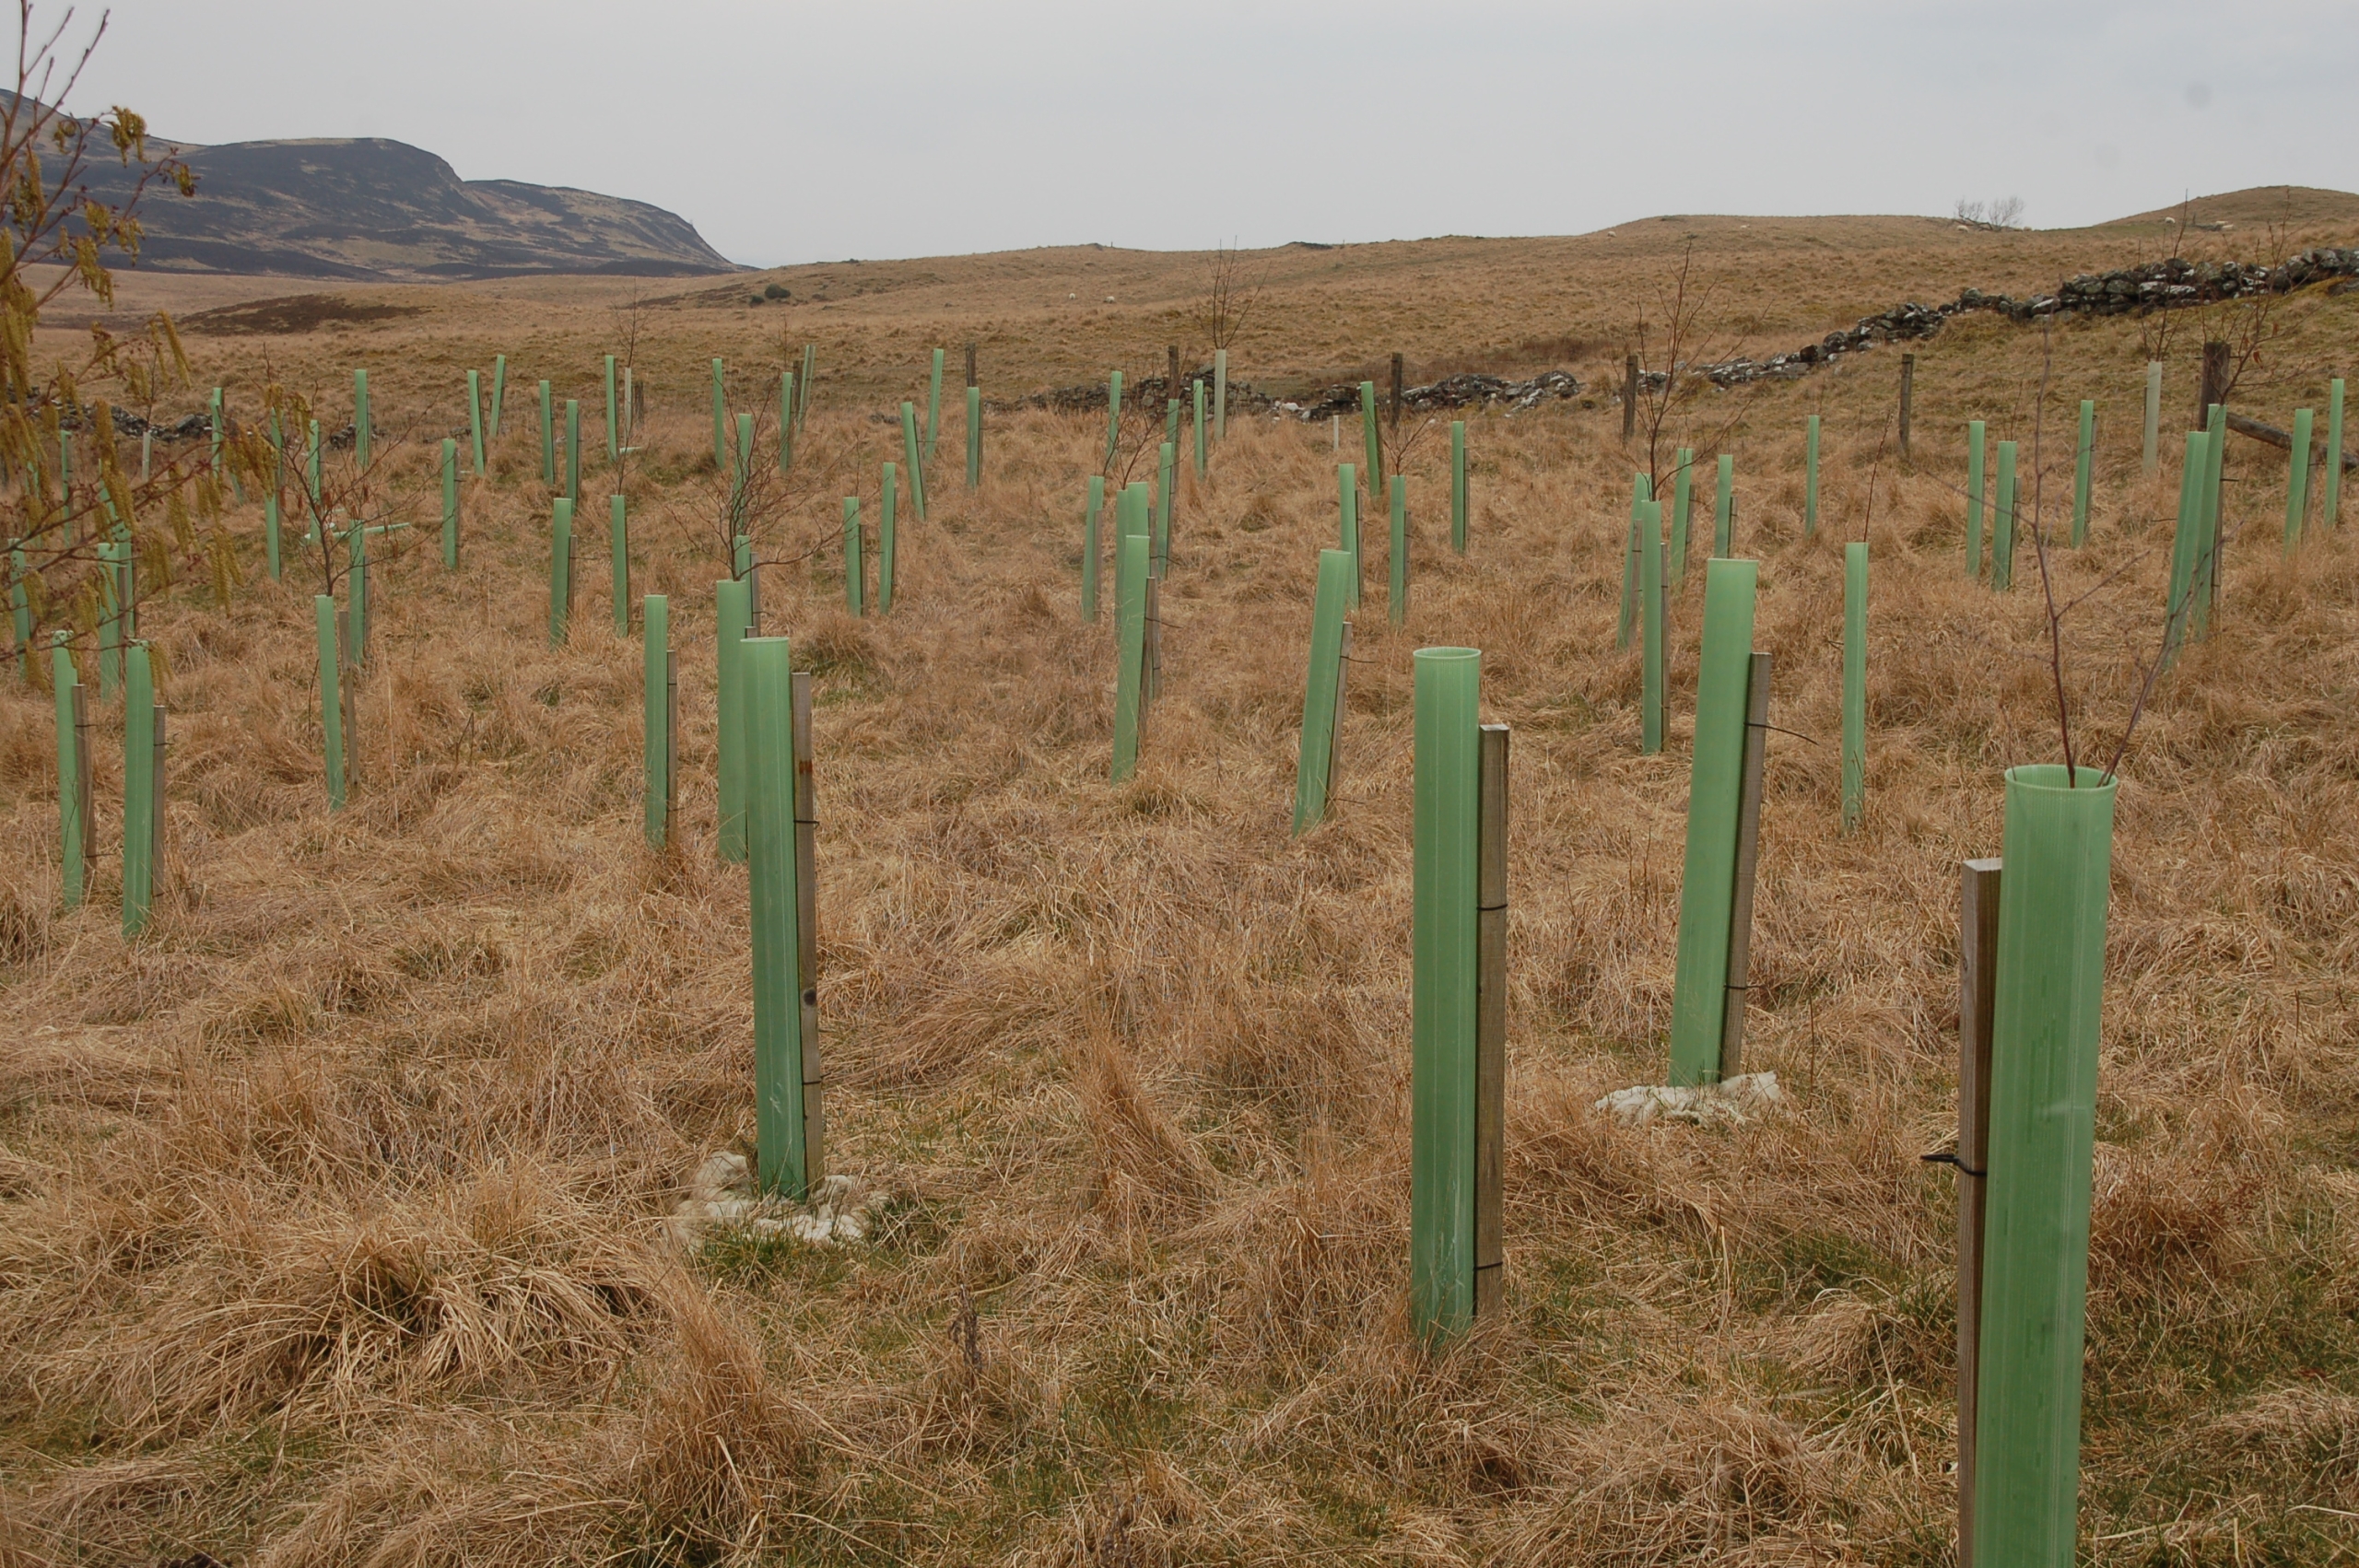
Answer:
64;0;2359;267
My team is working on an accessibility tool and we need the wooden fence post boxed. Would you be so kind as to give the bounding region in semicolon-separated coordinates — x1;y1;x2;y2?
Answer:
2197;341;2229;429
1391;351;1404;433
964;342;977;388
1623;353;1638;440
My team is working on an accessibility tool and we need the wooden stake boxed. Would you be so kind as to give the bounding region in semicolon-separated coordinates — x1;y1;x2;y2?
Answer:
1167;343;1180;398
1623;353;1638;439
964;343;977;388
1391;352;1404;433
2197;340;2229;430
1955;856;2002;1568
1899;354;1915;462
1474;721;1508;1323
1719;652;1770;1078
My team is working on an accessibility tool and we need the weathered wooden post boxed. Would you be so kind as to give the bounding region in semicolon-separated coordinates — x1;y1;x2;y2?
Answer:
1359;380;1383;500
1214;350;1228;442
966;383;982;489
1992;440;2018;591
2071;402;2095;547
2325;378;2346;531
716;576;752;864
1972;763;2117;1568
313;597;345;810
1389;474;1408;626
1339;462;1361;608
899;402;928;521
1391;352;1404;433
121;642;160;937
549;499;573;645
744;632;816;1199
1292;548;1355;834
842;497;864;615
1622;353;1638;440
964;342;977;390
1112;532;1148;783
644;594;674;848
1899;353;1915;462
489;354;507;437
1668;558;1759;1084
2283;406;2314;556
442;439;460;568
2196;341;2229;430
468;369;486;474
1954;856;2001;1568
1450;420;1468;554
1081;474;1103;622
50;634;90;905
1804;415;1821;536
2142;361;2162;474
1843;543;1867;834
1411;643;1484;1343
1713;453;1734;558
926;346;945;460
1966;420;1987;578
710;357;727;467
879;462;898;614
610;496;629;633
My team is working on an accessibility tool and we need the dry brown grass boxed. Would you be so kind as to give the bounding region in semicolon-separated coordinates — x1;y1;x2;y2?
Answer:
4;213;2359;1564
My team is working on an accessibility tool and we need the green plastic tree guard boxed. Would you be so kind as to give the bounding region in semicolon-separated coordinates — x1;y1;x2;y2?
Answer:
1450;421;1468;554
1192;379;1206;474
122;642;156;937
2324;379;2345;530
1671;446;1695;585
843;497;864;615
1411;643;1482;1344
264;414;284;579
1104;370;1122;472
1804;415;1820;536
1339;462;1360;608
610;496;629;633
1992;440;2018;591
549;499;572;645
539;381;556;485
780;371;796;472
710;357;727;467
1359;380;1382;500
97;538;126;698
51;636;86;904
1082;474;1103;622
1966;420;1987;578
8;541;29;679
207;388;221;478
644;593;670;848
799;344;815;424
1843;543;1867;833
1667;557;1759;1085
1155;441;1175;570
1972;763;2117;1568
880;462;898;614
1166;396;1181;460
1293;547;1354;834
1390;474;1408;626
348;523;369;667
1619;474;1651;649
967;383;982;489
313;595;344;812
742;632;812;1199
354;369;371;469
1112;532;1149;782
734;413;754;499
734;532;754;586
468;369;486;474
1641;499;1665;755
2142;362;2161;474
489;355;506;437
2284;406;2314;556
2164;430;2205;660
1713;453;1734;557
1214;351;1228;442
716;576;752;864
566;399;581;502
307;418;322;506
2195;406;2225;637
900;402;927;521
604;355;618;461
2071;401;2095;546
926;347;945;460
442;439;459;568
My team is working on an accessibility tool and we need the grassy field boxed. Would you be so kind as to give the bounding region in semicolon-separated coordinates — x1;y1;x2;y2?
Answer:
5;192;2359;1565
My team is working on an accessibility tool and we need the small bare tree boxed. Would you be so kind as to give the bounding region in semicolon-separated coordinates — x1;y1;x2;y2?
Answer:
1187;241;1262;360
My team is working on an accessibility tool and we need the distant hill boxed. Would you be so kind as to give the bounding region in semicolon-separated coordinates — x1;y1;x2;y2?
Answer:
2097;185;2359;234
78;132;738;281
